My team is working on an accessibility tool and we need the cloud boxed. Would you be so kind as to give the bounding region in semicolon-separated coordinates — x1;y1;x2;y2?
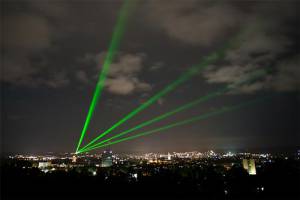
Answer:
42;72;70;88
105;76;151;95
203;55;300;93
2;55;38;86
1;11;68;88
3;14;51;50
1;50;70;88
1;14;49;85
107;54;145;77
29;0;69;19
225;21;292;67
203;64;267;93
201;3;299;94
80;52;152;95
144;0;242;46
149;62;164;71
271;56;300;92
1;51;71;88
75;70;89;83
204;65;253;84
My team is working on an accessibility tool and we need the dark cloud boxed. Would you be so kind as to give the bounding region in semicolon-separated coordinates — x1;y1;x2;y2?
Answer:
75;70;89;84
1;2;69;88
195;0;300;94
203;54;300;93
203;56;300;94
29;0;70;19
144;0;242;46
1;0;113;88
272;56;300;92
2;54;38;86
2;52;71;88
3;14;51;50
149;62;164;71
42;71;70;88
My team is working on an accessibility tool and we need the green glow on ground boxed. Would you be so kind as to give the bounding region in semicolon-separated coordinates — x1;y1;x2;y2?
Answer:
79;69;267;153
75;0;135;153
79;96;270;153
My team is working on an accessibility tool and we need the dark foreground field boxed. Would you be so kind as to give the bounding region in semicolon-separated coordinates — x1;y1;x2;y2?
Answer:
1;158;300;200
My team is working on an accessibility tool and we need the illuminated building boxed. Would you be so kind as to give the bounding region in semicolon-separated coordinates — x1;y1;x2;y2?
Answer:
242;159;257;175
72;155;77;163
242;159;249;170
101;150;113;167
167;152;171;161
38;161;51;169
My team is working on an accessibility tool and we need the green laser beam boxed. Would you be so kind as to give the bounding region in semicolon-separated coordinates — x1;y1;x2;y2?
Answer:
75;0;135;153
78;26;248;152
79;69;267;152
78;51;224;152
80;88;226;152
79;96;270;153
77;24;258;153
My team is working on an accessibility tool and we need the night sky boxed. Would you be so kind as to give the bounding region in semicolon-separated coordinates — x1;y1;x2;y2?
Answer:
1;0;300;154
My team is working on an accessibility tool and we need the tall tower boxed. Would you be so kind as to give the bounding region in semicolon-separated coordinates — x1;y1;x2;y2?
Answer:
248;159;256;175
167;152;171;161
242;159;256;175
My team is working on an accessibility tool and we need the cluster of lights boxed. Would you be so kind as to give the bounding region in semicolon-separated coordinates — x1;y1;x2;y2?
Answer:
8;150;277;176
9;155;59;161
9;151;273;163
115;150;268;161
